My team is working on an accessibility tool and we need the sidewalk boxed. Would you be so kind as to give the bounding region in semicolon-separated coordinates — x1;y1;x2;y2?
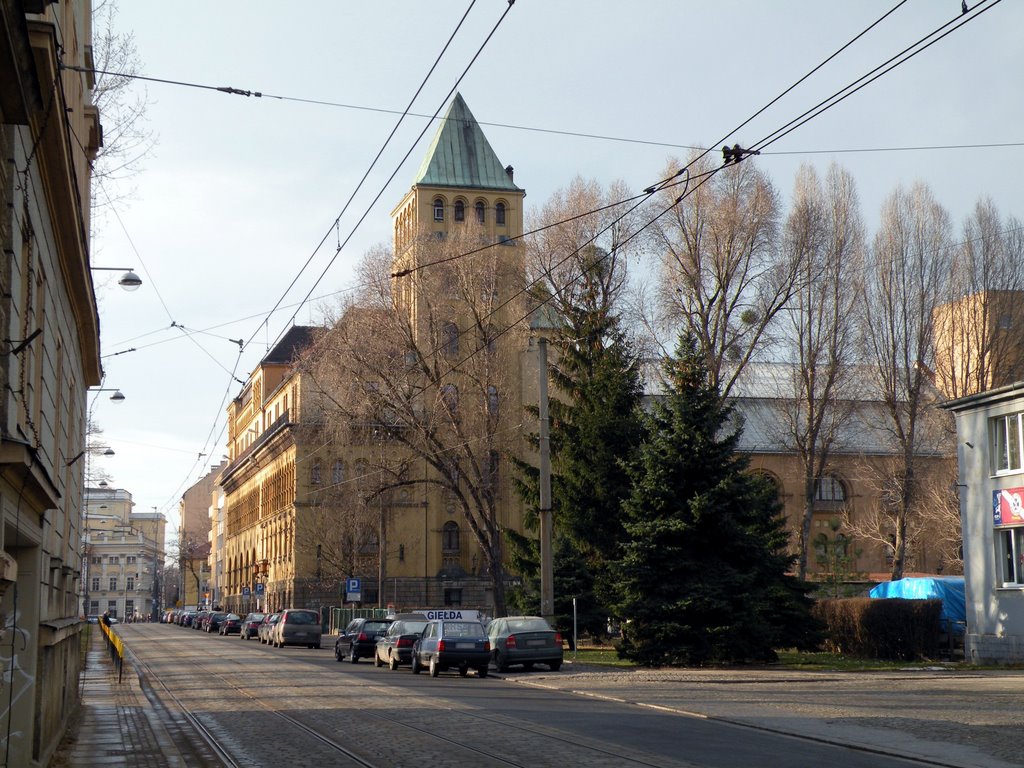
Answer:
50;626;187;768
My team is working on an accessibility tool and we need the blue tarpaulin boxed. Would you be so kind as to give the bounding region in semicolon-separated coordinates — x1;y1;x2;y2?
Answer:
869;576;966;633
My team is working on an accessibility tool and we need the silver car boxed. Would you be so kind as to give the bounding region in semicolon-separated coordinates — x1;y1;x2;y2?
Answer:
269;608;322;649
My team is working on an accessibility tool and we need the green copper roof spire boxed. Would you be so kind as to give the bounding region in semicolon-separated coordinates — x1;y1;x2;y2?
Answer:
414;94;521;191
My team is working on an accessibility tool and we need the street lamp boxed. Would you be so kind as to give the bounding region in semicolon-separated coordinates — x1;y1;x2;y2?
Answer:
89;387;126;403
90;266;142;291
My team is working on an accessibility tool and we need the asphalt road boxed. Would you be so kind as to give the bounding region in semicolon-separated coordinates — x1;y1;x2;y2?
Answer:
117;624;1021;768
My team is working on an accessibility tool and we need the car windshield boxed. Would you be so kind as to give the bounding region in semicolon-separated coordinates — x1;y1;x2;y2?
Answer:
286;611;319;624
246;613;265;621
396;621;428;634
507;618;552;632
443;622;485;638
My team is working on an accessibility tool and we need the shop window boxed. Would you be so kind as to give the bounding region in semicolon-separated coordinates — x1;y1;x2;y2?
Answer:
997;527;1024;586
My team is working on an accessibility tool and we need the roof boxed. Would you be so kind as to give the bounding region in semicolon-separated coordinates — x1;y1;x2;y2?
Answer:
413;93;522;192
262;325;318;365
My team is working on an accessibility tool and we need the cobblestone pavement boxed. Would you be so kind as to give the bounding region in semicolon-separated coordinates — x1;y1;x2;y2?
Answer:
508;664;1024;768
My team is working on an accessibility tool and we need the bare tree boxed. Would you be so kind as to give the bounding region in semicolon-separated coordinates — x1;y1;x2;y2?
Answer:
933;198;1024;398
646;152;797;398
775;164;865;579
90;0;156;210
167;531;209;607
859;183;953;580
306;227;528;615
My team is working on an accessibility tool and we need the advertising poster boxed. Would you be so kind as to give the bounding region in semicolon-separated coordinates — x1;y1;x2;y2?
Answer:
993;487;1024;526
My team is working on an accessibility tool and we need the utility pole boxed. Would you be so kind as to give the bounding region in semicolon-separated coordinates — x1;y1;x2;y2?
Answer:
538;336;553;622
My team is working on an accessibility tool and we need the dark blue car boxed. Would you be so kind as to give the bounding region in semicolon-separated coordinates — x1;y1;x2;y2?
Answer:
412;619;490;678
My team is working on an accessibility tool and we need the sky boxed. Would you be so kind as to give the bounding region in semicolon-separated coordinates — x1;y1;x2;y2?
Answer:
87;1;1024;535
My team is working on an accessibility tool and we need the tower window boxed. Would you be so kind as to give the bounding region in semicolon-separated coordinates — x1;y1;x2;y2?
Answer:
475;201;485;223
495;202;506;225
433;198;444;221
454;200;465;221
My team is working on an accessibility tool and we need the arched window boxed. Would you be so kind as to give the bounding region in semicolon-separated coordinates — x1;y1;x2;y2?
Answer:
814;474;846;503
495;202;506;225
475;201;485;223
487;385;499;417
442;521;460;553
441;384;459;415
332;460;344;485
433;198;444;221
442;322;459;357
485;324;497;355
311;462;321;485
454;200;465;221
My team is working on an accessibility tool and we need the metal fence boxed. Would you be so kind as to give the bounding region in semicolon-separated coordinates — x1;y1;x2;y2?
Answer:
328;607;391;634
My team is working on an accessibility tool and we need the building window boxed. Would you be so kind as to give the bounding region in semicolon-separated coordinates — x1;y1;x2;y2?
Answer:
126;556;137;565
441;384;459;416
487;385;499;417
991;412;1023;473
444;588;463;607
442;322;459;357
90;556;101;564
311;462;322;485
433;198;444;221
125;600;134;617
454;200;465;221
442;521;460;553
814;475;846;503
108;555;119;564
91;577;99;592
475;201;485;223
332;460;344;485
127;576;135;590
108;600;117;618
495;202;506;225
89;600;99;615
109;577;117;591
996;527;1024;586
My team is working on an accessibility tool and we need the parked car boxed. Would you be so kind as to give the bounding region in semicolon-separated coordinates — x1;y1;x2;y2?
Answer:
205;612;230;633
375;614;430;670
412;619;490;678
180;610;198;628
335;617;394;663
239;612;265;640
219;614;243;635
269;608;322;649
258;613;281;644
487;616;563;672
193;610;210;630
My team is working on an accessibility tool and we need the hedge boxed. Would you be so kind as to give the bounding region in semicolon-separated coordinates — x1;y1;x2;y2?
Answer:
812;597;942;660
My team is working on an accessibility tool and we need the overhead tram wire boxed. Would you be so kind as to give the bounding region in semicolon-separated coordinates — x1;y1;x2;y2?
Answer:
258;0;518;358
415;0;995;385
396;0;915;279
241;0;481;354
748;0;1001;156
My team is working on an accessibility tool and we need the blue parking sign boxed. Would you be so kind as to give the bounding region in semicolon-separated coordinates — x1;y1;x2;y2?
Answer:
255;583;265;596
346;578;361;593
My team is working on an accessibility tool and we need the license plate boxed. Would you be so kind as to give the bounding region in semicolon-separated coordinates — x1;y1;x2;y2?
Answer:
456;642;474;649
528;639;547;646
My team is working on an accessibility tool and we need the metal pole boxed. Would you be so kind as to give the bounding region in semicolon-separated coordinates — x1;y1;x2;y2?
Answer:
573;596;578;660
538;337;554;622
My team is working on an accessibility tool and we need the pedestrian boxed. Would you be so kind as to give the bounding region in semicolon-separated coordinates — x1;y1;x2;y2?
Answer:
101;611;112;627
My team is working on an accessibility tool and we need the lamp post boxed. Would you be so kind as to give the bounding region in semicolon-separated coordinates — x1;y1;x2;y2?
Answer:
88;387;126;403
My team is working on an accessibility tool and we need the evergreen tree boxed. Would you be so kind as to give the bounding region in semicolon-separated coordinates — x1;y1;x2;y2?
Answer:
614;335;819;666
510;251;646;631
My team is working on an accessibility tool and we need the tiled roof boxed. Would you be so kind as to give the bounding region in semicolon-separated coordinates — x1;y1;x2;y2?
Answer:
413;93;521;192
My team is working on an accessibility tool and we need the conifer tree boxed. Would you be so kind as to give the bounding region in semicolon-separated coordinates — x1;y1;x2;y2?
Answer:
614;335;818;665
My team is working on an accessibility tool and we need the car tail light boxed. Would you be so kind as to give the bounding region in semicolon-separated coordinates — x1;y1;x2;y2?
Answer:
505;635;517;649
437;640;446;652
484;640;490;652
357;632;368;642
554;633;562;645
398;637;414;648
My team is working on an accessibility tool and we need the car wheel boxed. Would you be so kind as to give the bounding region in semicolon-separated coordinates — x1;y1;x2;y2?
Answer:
523;662;534;671
389;653;400;671
549;660;562;671
335;644;343;662
495;651;509;673
374;651;384;668
348;645;358;664
308;643;316;649
477;666;488;678
411;654;421;674
458;666;468;677
429;657;439;678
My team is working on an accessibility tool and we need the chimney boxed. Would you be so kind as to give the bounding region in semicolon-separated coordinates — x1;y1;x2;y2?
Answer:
505;165;514;182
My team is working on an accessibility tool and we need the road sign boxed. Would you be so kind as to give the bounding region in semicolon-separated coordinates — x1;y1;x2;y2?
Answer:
255;583;265;596
242;586;251;597
345;577;361;602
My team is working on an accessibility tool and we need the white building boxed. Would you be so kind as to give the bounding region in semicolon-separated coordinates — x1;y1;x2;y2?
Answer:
944;382;1024;663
